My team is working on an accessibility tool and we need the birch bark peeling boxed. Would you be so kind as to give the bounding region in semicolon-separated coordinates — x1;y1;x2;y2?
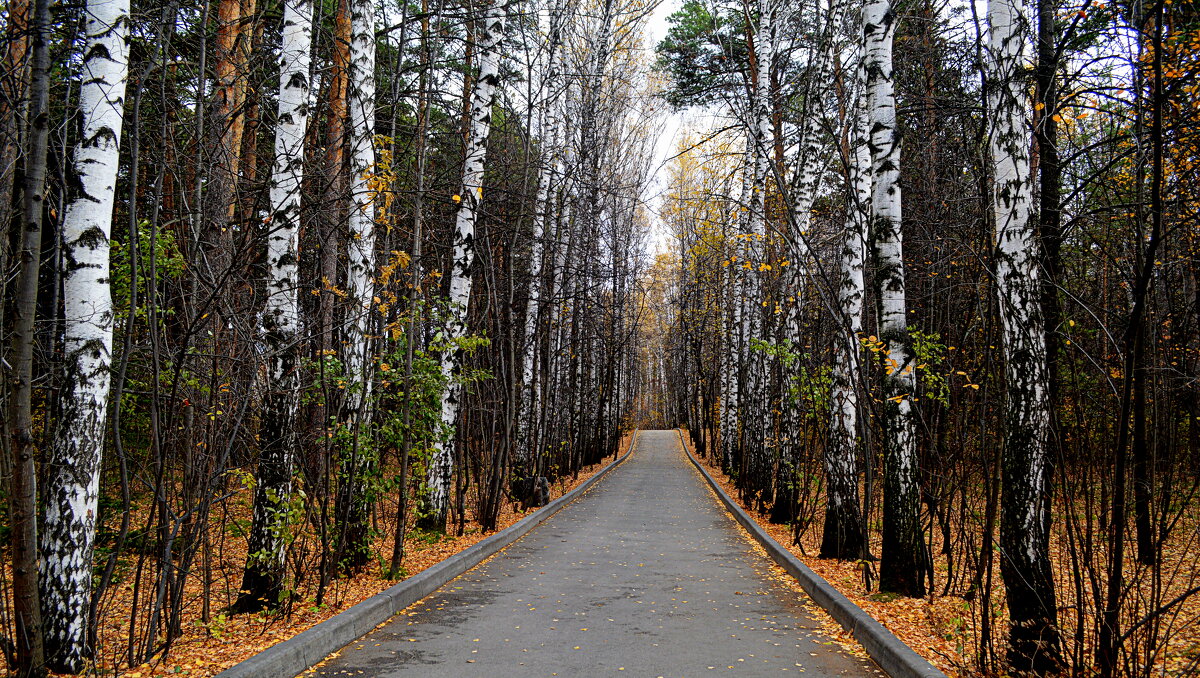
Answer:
424;4;506;529
987;0;1062;668
39;0;129;668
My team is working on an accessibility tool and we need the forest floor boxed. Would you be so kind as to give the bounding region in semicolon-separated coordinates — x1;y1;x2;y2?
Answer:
20;427;1200;676
679;430;1200;677
34;435;631;678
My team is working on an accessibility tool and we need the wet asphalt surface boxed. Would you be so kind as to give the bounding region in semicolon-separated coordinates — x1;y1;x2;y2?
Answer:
311;430;881;677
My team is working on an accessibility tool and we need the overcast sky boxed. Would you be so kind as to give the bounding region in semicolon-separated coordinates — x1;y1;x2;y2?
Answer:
642;0;685;257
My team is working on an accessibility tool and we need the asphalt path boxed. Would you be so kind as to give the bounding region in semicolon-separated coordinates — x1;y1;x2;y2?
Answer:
312;430;881;677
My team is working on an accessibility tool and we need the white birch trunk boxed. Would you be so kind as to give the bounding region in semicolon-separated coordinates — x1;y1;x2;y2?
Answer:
344;0;377;413
789;0;845;246
516;8;566;494
821;52;870;559
40;0;129;667
718;266;735;469
988;0;1060;666
425;4;506;527
723;132;754;472
238;0;312;610
740;0;774;491
781;0;844;472
332;0;377;568
748;0;773;239
864;0;925;595
544;198;573;458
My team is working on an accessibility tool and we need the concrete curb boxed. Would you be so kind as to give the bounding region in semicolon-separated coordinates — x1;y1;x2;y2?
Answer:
677;429;947;678
217;431;640;678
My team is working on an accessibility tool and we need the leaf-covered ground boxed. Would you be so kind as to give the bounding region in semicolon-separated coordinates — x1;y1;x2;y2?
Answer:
30;436;629;678
680;431;1200;677
23;427;1200;676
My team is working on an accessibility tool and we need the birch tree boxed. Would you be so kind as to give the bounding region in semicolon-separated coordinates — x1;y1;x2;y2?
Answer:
788;0;844;241
863;0;925;596
516;0;569;503
719;256;741;474
336;0;378;567
987;0;1062;668
737;0;775;490
779;0;851;532
344;0;377;424
236;0;312;612
36;0;128;669
423;2;506;529
659;0;1200;670
821;53;869;560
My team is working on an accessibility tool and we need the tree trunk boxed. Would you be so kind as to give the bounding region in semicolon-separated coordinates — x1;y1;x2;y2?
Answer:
864;0;926;597
822;48;869;561
0;0;30;329
988;0;1063;668
236;0;312;612
305;0;349;503
1098;9;1166;674
389;0;432;578
201;0;250;288
515;5;566;504
721;243;741;475
335;0;378;568
38;0;129;668
4;0;51;672
422;2;506;530
739;0;773;505
1034;0;1062;476
317;0;349;366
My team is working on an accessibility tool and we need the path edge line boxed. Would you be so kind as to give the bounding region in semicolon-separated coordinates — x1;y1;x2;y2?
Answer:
677;429;946;678
217;430;640;678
